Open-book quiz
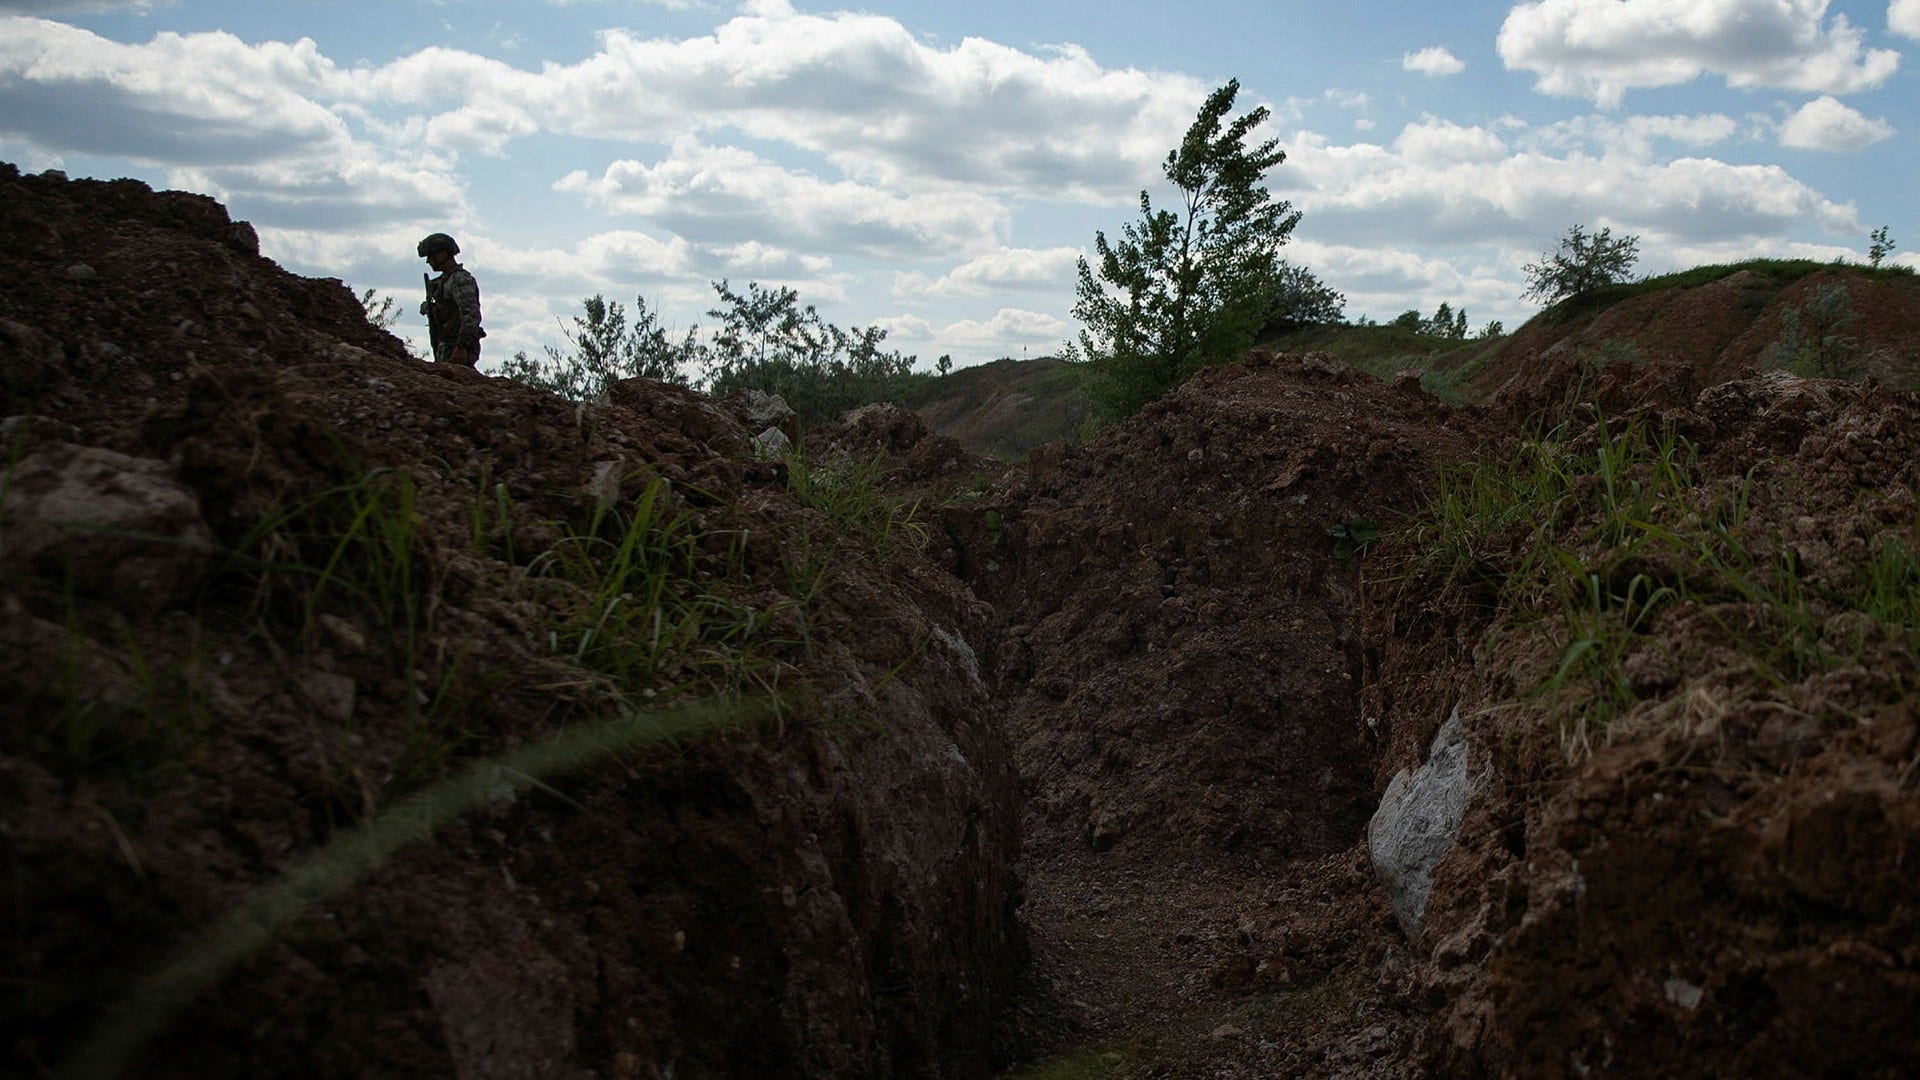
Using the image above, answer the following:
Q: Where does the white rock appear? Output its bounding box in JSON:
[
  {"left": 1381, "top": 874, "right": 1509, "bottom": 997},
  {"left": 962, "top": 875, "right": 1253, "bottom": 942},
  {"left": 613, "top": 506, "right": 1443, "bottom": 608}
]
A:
[{"left": 1368, "top": 707, "right": 1475, "bottom": 939}]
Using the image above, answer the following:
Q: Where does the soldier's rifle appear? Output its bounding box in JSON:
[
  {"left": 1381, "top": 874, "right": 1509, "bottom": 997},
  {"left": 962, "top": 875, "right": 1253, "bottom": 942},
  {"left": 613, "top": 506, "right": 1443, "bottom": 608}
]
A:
[{"left": 423, "top": 272, "right": 441, "bottom": 357}]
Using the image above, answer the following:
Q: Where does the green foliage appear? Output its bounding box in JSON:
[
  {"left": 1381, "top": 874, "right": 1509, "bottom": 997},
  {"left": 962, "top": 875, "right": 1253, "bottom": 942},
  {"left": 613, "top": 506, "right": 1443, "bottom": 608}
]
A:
[
  {"left": 216, "top": 467, "right": 435, "bottom": 657},
  {"left": 1538, "top": 257, "right": 1911, "bottom": 325},
  {"left": 1763, "top": 281, "right": 1861, "bottom": 378},
  {"left": 1392, "top": 302, "right": 1469, "bottom": 339},
  {"left": 1869, "top": 225, "right": 1896, "bottom": 269},
  {"left": 1262, "top": 261, "right": 1345, "bottom": 332},
  {"left": 1258, "top": 322, "right": 1504, "bottom": 405},
  {"left": 498, "top": 293, "right": 696, "bottom": 401},
  {"left": 1328, "top": 518, "right": 1380, "bottom": 560},
  {"left": 982, "top": 508, "right": 1006, "bottom": 548},
  {"left": 1007, "top": 1046, "right": 1138, "bottom": 1080},
  {"left": 1070, "top": 79, "right": 1302, "bottom": 423},
  {"left": 358, "top": 288, "right": 401, "bottom": 331},
  {"left": 702, "top": 280, "right": 926, "bottom": 428},
  {"left": 41, "top": 603, "right": 213, "bottom": 789},
  {"left": 1523, "top": 224, "right": 1641, "bottom": 305},
  {"left": 499, "top": 284, "right": 931, "bottom": 425},
  {"left": 785, "top": 450, "right": 926, "bottom": 561},
  {"left": 1408, "top": 411, "right": 1920, "bottom": 763},
  {"left": 897, "top": 357, "right": 1089, "bottom": 459},
  {"left": 528, "top": 477, "right": 781, "bottom": 698}
]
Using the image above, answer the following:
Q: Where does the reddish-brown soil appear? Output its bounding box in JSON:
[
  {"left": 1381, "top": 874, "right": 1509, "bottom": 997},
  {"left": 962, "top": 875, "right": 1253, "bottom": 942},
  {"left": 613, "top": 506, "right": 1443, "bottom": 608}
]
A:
[
  {"left": 1469, "top": 267, "right": 1920, "bottom": 420},
  {"left": 6, "top": 161, "right": 1920, "bottom": 1079},
  {"left": 1368, "top": 376, "right": 1920, "bottom": 1078},
  {"left": 1, "top": 164, "right": 1022, "bottom": 1079}
]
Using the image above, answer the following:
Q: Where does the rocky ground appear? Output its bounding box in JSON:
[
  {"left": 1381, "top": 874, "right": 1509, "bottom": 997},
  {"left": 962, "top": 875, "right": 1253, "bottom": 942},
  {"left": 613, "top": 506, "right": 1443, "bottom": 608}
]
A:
[{"left": 4, "top": 163, "right": 1918, "bottom": 1078}]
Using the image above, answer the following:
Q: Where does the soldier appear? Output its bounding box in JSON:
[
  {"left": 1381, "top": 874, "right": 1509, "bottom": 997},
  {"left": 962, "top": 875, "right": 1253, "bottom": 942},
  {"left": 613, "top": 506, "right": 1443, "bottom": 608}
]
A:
[{"left": 417, "top": 232, "right": 484, "bottom": 366}]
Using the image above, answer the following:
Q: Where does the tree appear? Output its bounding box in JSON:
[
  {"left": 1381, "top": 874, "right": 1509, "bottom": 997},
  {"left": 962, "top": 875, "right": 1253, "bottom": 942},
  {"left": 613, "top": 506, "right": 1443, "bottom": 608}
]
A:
[
  {"left": 1425, "top": 302, "right": 1469, "bottom": 340},
  {"left": 702, "top": 280, "right": 921, "bottom": 427},
  {"left": 1869, "top": 225, "right": 1896, "bottom": 269},
  {"left": 1070, "top": 78, "right": 1302, "bottom": 421},
  {"left": 498, "top": 293, "right": 696, "bottom": 401},
  {"left": 1388, "top": 303, "right": 1467, "bottom": 338},
  {"left": 1261, "top": 261, "right": 1346, "bottom": 332},
  {"left": 1522, "top": 224, "right": 1640, "bottom": 305},
  {"left": 702, "top": 280, "right": 837, "bottom": 383}
]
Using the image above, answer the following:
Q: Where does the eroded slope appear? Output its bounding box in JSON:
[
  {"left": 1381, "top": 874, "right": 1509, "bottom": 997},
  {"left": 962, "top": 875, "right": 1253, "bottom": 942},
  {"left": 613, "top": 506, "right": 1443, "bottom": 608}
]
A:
[{"left": 0, "top": 163, "right": 1023, "bottom": 1078}]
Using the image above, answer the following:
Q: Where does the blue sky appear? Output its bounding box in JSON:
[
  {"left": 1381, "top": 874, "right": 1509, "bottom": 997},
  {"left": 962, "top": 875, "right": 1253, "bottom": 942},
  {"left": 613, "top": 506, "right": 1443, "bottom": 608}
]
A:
[{"left": 3, "top": 0, "right": 1917, "bottom": 371}]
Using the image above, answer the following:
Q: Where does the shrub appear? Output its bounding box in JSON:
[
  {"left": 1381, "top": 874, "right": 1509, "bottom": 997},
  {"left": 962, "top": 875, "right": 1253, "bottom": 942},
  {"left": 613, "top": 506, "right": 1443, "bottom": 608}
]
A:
[{"left": 1523, "top": 225, "right": 1640, "bottom": 305}]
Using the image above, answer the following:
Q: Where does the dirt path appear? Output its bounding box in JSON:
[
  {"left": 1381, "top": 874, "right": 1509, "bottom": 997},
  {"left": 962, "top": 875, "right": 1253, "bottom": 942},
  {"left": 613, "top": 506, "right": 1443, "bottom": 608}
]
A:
[{"left": 1003, "top": 828, "right": 1419, "bottom": 1079}]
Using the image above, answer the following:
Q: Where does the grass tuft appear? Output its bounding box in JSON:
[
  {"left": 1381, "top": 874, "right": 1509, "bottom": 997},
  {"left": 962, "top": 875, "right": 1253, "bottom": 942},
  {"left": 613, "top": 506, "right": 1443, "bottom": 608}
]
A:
[{"left": 1404, "top": 408, "right": 1919, "bottom": 762}]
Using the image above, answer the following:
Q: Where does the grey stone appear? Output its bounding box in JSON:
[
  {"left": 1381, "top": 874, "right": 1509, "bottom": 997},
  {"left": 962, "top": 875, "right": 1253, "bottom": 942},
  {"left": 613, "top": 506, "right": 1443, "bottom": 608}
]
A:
[
  {"left": 0, "top": 442, "right": 214, "bottom": 609},
  {"left": 752, "top": 426, "right": 792, "bottom": 459},
  {"left": 1368, "top": 707, "right": 1475, "bottom": 939},
  {"left": 737, "top": 389, "right": 796, "bottom": 432}
]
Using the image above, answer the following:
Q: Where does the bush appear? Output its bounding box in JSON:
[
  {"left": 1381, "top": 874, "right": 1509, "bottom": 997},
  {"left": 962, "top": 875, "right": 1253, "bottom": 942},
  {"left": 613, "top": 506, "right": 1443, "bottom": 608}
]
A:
[{"left": 1523, "top": 225, "right": 1640, "bottom": 305}]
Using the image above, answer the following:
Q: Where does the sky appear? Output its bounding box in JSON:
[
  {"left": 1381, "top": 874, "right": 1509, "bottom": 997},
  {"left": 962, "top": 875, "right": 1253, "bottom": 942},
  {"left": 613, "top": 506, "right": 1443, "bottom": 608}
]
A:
[{"left": 3, "top": 0, "right": 1918, "bottom": 372}]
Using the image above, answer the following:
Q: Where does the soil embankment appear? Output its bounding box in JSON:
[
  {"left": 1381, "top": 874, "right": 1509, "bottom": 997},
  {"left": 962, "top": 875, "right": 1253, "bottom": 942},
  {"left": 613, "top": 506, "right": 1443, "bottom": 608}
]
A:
[
  {"left": 1, "top": 163, "right": 1023, "bottom": 1078},
  {"left": 6, "top": 163, "right": 1920, "bottom": 1078}
]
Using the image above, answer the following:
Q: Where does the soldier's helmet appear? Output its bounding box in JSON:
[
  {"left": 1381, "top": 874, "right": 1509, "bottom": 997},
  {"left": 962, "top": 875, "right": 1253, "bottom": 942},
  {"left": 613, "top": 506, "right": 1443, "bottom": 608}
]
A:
[{"left": 417, "top": 233, "right": 460, "bottom": 258}]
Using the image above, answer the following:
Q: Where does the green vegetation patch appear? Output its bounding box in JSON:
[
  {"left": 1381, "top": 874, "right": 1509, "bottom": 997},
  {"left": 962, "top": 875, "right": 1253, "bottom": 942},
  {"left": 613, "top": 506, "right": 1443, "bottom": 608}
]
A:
[
  {"left": 1404, "top": 411, "right": 1920, "bottom": 762},
  {"left": 1539, "top": 257, "right": 1915, "bottom": 324}
]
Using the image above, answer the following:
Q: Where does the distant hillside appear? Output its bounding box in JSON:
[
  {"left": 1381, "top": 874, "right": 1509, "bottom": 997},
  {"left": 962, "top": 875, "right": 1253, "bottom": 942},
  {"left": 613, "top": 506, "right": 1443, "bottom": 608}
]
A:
[
  {"left": 900, "top": 261, "right": 1920, "bottom": 456},
  {"left": 1462, "top": 261, "right": 1920, "bottom": 418},
  {"left": 899, "top": 356, "right": 1087, "bottom": 458},
  {"left": 1265, "top": 260, "right": 1920, "bottom": 418},
  {"left": 1258, "top": 322, "right": 1507, "bottom": 402}
]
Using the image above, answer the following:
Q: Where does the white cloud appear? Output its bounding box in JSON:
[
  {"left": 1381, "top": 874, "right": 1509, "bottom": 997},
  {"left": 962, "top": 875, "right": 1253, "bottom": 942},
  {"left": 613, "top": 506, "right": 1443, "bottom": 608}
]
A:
[
  {"left": 1273, "top": 118, "right": 1861, "bottom": 254},
  {"left": 873, "top": 307, "right": 1068, "bottom": 362},
  {"left": 0, "top": 132, "right": 63, "bottom": 171},
  {"left": 1893, "top": 0, "right": 1920, "bottom": 39},
  {"left": 554, "top": 138, "right": 1009, "bottom": 258},
  {"left": 1392, "top": 116, "right": 1509, "bottom": 165},
  {"left": 167, "top": 156, "right": 461, "bottom": 230},
  {"left": 1498, "top": 0, "right": 1899, "bottom": 107},
  {"left": 707, "top": 241, "right": 834, "bottom": 277},
  {"left": 339, "top": 5, "right": 1212, "bottom": 199},
  {"left": 0, "top": 18, "right": 348, "bottom": 165},
  {"left": 1278, "top": 88, "right": 1371, "bottom": 124},
  {"left": 423, "top": 103, "right": 538, "bottom": 156},
  {"left": 0, "top": 17, "right": 466, "bottom": 230},
  {"left": 5, "top": 3, "right": 1889, "bottom": 365},
  {"left": 1403, "top": 46, "right": 1465, "bottom": 76},
  {"left": 894, "top": 246, "right": 1081, "bottom": 298},
  {"left": 1526, "top": 112, "right": 1741, "bottom": 156},
  {"left": 1777, "top": 95, "right": 1895, "bottom": 151}
]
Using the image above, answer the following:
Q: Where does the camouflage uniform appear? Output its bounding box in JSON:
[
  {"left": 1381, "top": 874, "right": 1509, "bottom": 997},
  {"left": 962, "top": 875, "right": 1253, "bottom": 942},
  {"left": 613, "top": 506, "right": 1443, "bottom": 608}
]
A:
[{"left": 426, "top": 262, "right": 484, "bottom": 366}]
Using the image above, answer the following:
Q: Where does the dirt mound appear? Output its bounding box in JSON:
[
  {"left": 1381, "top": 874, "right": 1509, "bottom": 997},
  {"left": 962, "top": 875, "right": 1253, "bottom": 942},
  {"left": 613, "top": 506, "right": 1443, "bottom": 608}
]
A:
[
  {"left": 1472, "top": 267, "right": 1920, "bottom": 421},
  {"left": 14, "top": 159, "right": 1920, "bottom": 1080},
  {"left": 1364, "top": 373, "right": 1920, "bottom": 1075},
  {"left": 970, "top": 353, "right": 1479, "bottom": 861},
  {"left": 0, "top": 163, "right": 1023, "bottom": 1077}
]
